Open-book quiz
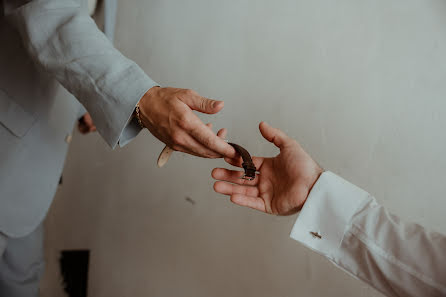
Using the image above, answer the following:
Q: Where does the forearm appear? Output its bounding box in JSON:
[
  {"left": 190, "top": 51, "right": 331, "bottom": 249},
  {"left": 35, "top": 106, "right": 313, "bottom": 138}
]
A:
[
  {"left": 291, "top": 172, "right": 446, "bottom": 297},
  {"left": 6, "top": 0, "right": 157, "bottom": 147}
]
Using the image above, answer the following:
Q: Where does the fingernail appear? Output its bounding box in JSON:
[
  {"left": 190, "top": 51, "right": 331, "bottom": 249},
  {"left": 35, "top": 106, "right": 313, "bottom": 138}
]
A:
[{"left": 212, "top": 101, "right": 223, "bottom": 108}]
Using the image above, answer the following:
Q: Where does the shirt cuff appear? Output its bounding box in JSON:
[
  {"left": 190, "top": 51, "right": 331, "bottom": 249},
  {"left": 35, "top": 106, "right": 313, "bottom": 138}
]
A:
[
  {"left": 118, "top": 116, "right": 142, "bottom": 147},
  {"left": 290, "top": 171, "right": 373, "bottom": 259},
  {"left": 77, "top": 104, "right": 87, "bottom": 120},
  {"left": 116, "top": 83, "right": 160, "bottom": 148}
]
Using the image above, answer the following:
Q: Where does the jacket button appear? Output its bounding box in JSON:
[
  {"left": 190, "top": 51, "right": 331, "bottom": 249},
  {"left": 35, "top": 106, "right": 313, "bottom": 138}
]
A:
[{"left": 65, "top": 134, "right": 72, "bottom": 144}]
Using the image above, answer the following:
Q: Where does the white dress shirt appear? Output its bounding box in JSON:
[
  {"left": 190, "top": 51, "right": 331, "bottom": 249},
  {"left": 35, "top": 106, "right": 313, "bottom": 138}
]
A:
[{"left": 290, "top": 171, "right": 446, "bottom": 297}]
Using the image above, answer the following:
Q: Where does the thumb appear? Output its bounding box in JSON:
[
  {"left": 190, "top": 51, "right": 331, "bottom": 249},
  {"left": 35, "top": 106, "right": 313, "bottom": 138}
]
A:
[
  {"left": 184, "top": 93, "right": 224, "bottom": 114},
  {"left": 259, "top": 121, "right": 291, "bottom": 149}
]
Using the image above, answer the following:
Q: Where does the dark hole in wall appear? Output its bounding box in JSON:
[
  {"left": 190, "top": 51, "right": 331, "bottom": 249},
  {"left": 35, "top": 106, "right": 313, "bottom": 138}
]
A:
[{"left": 59, "top": 250, "right": 90, "bottom": 297}]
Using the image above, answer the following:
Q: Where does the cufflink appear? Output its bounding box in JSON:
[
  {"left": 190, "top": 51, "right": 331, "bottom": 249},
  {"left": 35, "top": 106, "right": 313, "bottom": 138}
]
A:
[{"left": 310, "top": 231, "right": 322, "bottom": 239}]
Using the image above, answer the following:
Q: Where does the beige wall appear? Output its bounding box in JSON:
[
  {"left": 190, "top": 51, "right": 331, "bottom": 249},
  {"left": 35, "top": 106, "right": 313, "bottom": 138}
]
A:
[{"left": 41, "top": 1, "right": 446, "bottom": 296}]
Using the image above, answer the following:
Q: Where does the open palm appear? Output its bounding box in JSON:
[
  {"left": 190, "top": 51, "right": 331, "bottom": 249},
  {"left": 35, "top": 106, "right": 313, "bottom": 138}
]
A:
[{"left": 212, "top": 122, "right": 323, "bottom": 215}]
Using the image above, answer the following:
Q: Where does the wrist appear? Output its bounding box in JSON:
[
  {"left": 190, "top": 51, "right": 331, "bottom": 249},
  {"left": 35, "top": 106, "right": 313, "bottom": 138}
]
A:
[
  {"left": 135, "top": 86, "right": 160, "bottom": 128},
  {"left": 138, "top": 86, "right": 160, "bottom": 111},
  {"left": 302, "top": 166, "right": 324, "bottom": 206}
]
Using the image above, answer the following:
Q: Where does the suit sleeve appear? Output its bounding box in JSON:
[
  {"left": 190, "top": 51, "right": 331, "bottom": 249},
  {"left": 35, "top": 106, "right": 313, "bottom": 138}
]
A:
[
  {"left": 4, "top": 0, "right": 158, "bottom": 148},
  {"left": 290, "top": 171, "right": 446, "bottom": 297}
]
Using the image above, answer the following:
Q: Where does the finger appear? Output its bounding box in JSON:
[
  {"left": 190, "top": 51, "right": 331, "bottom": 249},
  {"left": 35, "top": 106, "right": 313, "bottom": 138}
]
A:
[
  {"left": 173, "top": 133, "right": 221, "bottom": 158},
  {"left": 179, "top": 90, "right": 224, "bottom": 114},
  {"left": 206, "top": 124, "right": 228, "bottom": 140},
  {"left": 87, "top": 125, "right": 97, "bottom": 132},
  {"left": 174, "top": 145, "right": 218, "bottom": 158},
  {"left": 187, "top": 116, "right": 236, "bottom": 158},
  {"left": 212, "top": 168, "right": 259, "bottom": 186},
  {"left": 213, "top": 181, "right": 259, "bottom": 197},
  {"left": 78, "top": 123, "right": 88, "bottom": 134},
  {"left": 216, "top": 128, "right": 227, "bottom": 139},
  {"left": 223, "top": 156, "right": 264, "bottom": 170},
  {"left": 230, "top": 194, "right": 266, "bottom": 213},
  {"left": 83, "top": 113, "right": 95, "bottom": 127},
  {"left": 147, "top": 124, "right": 220, "bottom": 158},
  {"left": 259, "top": 121, "right": 292, "bottom": 149}
]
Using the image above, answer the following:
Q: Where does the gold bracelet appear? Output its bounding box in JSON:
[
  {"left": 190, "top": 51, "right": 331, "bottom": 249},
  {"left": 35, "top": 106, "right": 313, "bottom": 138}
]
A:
[{"left": 135, "top": 102, "right": 145, "bottom": 129}]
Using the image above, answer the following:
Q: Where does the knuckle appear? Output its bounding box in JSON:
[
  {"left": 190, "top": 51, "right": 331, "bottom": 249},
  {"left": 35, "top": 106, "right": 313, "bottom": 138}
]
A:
[
  {"left": 201, "top": 136, "right": 214, "bottom": 148},
  {"left": 171, "top": 132, "right": 184, "bottom": 146},
  {"left": 171, "top": 144, "right": 182, "bottom": 152},
  {"left": 183, "top": 89, "right": 196, "bottom": 96},
  {"left": 200, "top": 98, "right": 211, "bottom": 111},
  {"left": 178, "top": 114, "right": 192, "bottom": 129},
  {"left": 207, "top": 152, "right": 220, "bottom": 159},
  {"left": 276, "top": 200, "right": 289, "bottom": 214}
]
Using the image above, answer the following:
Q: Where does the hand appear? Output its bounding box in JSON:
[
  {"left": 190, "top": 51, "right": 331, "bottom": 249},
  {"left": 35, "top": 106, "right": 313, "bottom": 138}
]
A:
[
  {"left": 212, "top": 122, "right": 323, "bottom": 215},
  {"left": 78, "top": 113, "right": 97, "bottom": 134},
  {"left": 138, "top": 87, "right": 236, "bottom": 159}
]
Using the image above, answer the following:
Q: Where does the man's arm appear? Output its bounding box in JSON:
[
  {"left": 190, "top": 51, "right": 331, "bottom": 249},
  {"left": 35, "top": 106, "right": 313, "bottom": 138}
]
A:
[
  {"left": 212, "top": 121, "right": 446, "bottom": 297},
  {"left": 291, "top": 172, "right": 446, "bottom": 297},
  {"left": 6, "top": 0, "right": 156, "bottom": 148},
  {"left": 5, "top": 0, "right": 236, "bottom": 157}
]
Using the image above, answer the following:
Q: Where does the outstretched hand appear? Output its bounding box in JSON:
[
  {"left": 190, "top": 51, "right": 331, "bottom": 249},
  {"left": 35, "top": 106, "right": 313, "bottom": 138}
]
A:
[
  {"left": 138, "top": 87, "right": 236, "bottom": 159},
  {"left": 212, "top": 122, "right": 323, "bottom": 215}
]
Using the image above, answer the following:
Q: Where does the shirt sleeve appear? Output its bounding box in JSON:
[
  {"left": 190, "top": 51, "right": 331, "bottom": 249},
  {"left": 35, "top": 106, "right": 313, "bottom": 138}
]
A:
[
  {"left": 75, "top": 95, "right": 142, "bottom": 147},
  {"left": 290, "top": 171, "right": 446, "bottom": 297},
  {"left": 77, "top": 104, "right": 87, "bottom": 120},
  {"left": 117, "top": 115, "right": 142, "bottom": 147},
  {"left": 5, "top": 0, "right": 158, "bottom": 149}
]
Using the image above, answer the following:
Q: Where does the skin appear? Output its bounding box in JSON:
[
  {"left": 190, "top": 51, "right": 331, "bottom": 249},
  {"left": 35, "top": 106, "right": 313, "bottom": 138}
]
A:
[
  {"left": 138, "top": 86, "right": 236, "bottom": 159},
  {"left": 80, "top": 106, "right": 320, "bottom": 215},
  {"left": 212, "top": 121, "right": 324, "bottom": 215},
  {"left": 78, "top": 112, "right": 96, "bottom": 134},
  {"left": 79, "top": 86, "right": 236, "bottom": 159}
]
